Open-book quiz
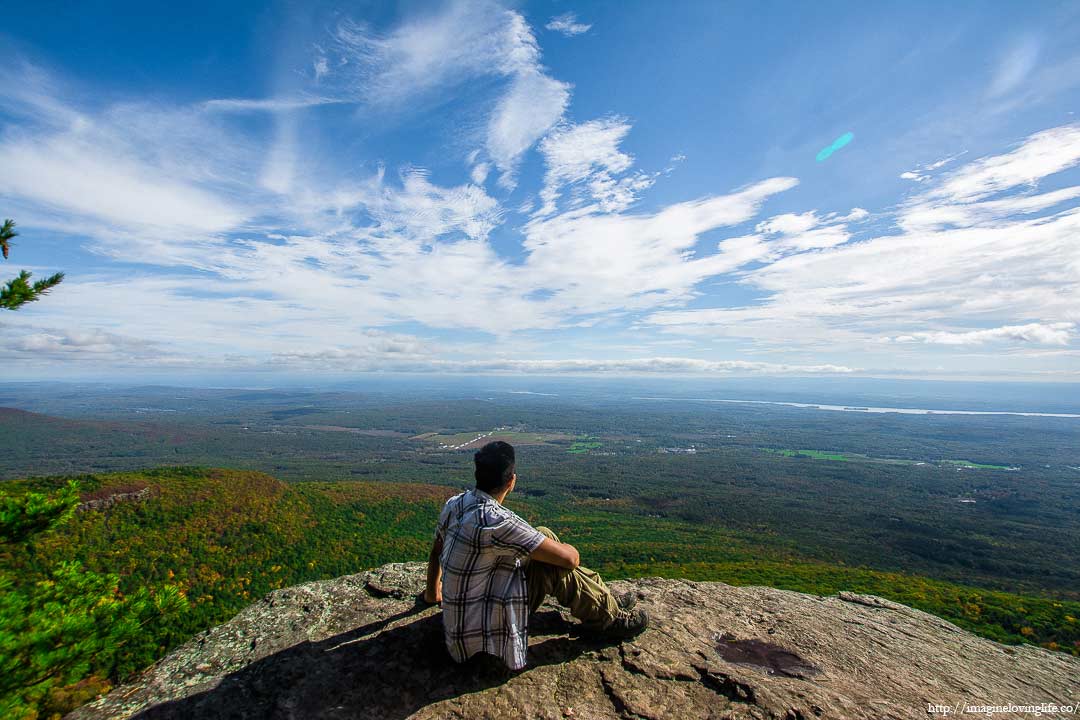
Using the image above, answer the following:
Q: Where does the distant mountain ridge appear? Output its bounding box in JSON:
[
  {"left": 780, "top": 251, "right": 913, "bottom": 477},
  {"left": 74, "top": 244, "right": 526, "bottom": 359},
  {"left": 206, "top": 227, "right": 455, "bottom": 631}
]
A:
[
  {"left": 0, "top": 406, "right": 83, "bottom": 425},
  {"left": 68, "top": 563, "right": 1080, "bottom": 720}
]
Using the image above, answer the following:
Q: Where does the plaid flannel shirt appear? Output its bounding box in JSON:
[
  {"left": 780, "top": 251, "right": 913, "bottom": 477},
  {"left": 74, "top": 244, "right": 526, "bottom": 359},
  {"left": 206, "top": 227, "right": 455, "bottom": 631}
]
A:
[{"left": 436, "top": 488, "right": 545, "bottom": 670}]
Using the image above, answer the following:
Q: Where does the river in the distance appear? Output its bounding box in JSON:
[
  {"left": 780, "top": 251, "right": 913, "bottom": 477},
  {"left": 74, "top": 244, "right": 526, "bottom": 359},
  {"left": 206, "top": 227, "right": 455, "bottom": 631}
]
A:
[{"left": 631, "top": 397, "right": 1080, "bottom": 419}]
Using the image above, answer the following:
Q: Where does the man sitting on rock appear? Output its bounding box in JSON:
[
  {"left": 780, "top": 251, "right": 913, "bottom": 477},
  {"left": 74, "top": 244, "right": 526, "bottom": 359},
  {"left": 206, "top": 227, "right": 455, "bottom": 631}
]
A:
[{"left": 423, "top": 440, "right": 648, "bottom": 671}]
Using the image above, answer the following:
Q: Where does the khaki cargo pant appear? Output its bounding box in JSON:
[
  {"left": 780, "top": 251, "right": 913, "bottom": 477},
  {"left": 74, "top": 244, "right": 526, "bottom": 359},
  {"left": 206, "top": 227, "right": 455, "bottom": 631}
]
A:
[{"left": 524, "top": 526, "right": 620, "bottom": 627}]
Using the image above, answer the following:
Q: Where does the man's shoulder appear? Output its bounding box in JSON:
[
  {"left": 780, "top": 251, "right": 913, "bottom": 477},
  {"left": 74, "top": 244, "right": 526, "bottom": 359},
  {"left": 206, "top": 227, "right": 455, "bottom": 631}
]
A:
[
  {"left": 443, "top": 489, "right": 475, "bottom": 508},
  {"left": 463, "top": 492, "right": 528, "bottom": 525},
  {"left": 443, "top": 490, "right": 536, "bottom": 530},
  {"left": 489, "top": 503, "right": 537, "bottom": 532},
  {"left": 438, "top": 491, "right": 468, "bottom": 525},
  {"left": 442, "top": 490, "right": 490, "bottom": 519}
]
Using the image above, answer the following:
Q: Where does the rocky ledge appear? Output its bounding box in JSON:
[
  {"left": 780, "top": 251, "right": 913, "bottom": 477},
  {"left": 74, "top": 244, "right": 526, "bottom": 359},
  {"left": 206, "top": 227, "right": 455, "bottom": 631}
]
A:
[{"left": 68, "top": 563, "right": 1079, "bottom": 720}]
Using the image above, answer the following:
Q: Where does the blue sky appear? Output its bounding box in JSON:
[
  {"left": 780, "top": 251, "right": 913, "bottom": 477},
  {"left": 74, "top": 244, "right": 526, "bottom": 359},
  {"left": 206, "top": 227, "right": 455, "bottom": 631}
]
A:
[{"left": 2, "top": 0, "right": 1079, "bottom": 381}]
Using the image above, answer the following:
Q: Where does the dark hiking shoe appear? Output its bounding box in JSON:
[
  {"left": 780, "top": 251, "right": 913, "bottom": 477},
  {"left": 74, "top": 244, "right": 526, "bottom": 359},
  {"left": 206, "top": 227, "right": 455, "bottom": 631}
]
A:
[
  {"left": 603, "top": 608, "right": 649, "bottom": 639},
  {"left": 614, "top": 591, "right": 637, "bottom": 611}
]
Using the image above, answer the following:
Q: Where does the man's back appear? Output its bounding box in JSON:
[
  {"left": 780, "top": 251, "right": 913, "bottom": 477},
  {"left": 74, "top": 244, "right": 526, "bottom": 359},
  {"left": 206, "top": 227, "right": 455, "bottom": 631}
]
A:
[{"left": 436, "top": 488, "right": 544, "bottom": 670}]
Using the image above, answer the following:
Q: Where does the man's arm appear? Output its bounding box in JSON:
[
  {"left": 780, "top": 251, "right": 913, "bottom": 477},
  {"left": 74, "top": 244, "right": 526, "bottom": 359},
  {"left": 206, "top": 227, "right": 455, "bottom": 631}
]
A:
[
  {"left": 529, "top": 537, "right": 580, "bottom": 569},
  {"left": 424, "top": 534, "right": 443, "bottom": 604}
]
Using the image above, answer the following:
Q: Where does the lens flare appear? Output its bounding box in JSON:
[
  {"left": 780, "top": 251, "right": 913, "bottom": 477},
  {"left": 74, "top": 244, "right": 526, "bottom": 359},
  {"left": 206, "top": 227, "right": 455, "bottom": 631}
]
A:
[{"left": 816, "top": 131, "right": 854, "bottom": 162}]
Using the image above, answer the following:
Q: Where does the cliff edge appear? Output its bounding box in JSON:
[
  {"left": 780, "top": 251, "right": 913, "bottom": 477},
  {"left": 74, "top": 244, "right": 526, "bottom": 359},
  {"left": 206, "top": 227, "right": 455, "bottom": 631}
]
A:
[{"left": 68, "top": 563, "right": 1079, "bottom": 720}]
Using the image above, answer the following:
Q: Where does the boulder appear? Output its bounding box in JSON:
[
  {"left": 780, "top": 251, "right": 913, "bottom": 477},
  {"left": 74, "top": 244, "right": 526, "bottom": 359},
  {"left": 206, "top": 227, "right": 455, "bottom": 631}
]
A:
[{"left": 68, "top": 563, "right": 1080, "bottom": 719}]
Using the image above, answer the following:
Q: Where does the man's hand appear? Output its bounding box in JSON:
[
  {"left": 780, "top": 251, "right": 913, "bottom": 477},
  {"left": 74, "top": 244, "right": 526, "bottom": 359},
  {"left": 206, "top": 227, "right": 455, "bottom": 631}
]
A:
[{"left": 425, "top": 534, "right": 444, "bottom": 606}]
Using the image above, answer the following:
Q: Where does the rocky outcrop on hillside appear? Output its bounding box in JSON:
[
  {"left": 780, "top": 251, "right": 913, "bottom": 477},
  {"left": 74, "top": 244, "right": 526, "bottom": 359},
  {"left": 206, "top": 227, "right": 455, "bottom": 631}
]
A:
[
  {"left": 77, "top": 485, "right": 156, "bottom": 512},
  {"left": 68, "top": 563, "right": 1079, "bottom": 720}
]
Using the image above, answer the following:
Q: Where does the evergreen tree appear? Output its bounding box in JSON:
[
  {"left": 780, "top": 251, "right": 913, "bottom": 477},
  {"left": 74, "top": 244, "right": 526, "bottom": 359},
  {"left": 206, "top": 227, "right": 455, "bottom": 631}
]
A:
[
  {"left": 0, "top": 481, "right": 187, "bottom": 718},
  {"left": 1, "top": 219, "right": 64, "bottom": 310}
]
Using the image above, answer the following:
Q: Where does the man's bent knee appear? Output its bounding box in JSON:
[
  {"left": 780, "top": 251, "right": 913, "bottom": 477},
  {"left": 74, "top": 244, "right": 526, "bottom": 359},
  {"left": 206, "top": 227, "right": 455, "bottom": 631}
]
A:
[{"left": 535, "top": 526, "right": 559, "bottom": 541}]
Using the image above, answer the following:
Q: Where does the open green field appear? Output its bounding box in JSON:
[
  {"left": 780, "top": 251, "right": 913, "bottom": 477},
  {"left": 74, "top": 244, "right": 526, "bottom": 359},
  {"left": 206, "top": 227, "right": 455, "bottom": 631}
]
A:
[
  {"left": 761, "top": 447, "right": 919, "bottom": 463},
  {"left": 763, "top": 448, "right": 856, "bottom": 461},
  {"left": 568, "top": 437, "right": 602, "bottom": 454},
  {"left": 763, "top": 447, "right": 1016, "bottom": 470},
  {"left": 942, "top": 459, "right": 1018, "bottom": 470},
  {"left": 418, "top": 429, "right": 572, "bottom": 450}
]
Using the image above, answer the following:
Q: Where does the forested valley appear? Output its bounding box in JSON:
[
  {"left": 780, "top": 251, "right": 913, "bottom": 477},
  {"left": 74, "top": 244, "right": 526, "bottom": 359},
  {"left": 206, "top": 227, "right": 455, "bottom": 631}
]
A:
[{"left": 2, "top": 380, "right": 1078, "bottom": 716}]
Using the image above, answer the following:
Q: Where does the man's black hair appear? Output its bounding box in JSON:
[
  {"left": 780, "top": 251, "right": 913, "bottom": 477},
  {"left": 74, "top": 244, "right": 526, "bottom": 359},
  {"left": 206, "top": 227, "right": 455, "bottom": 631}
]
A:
[{"left": 475, "top": 441, "right": 515, "bottom": 493}]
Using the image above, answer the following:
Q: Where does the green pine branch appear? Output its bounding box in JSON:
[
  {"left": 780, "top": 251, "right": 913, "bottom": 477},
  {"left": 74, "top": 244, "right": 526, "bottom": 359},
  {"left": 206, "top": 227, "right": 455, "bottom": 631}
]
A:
[
  {"left": 0, "top": 480, "right": 79, "bottom": 545},
  {"left": 0, "top": 219, "right": 14, "bottom": 260},
  {"left": 1, "top": 218, "right": 64, "bottom": 311},
  {"left": 0, "top": 270, "right": 65, "bottom": 310}
]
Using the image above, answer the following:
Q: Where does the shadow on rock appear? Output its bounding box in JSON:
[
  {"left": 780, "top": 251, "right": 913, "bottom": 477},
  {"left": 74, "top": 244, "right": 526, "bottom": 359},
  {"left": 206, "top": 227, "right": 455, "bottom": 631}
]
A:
[{"left": 134, "top": 604, "right": 610, "bottom": 720}]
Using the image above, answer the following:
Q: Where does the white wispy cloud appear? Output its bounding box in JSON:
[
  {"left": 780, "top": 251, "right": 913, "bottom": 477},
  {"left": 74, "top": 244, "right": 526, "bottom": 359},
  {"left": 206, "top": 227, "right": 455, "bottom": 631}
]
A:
[
  {"left": 885, "top": 323, "right": 1075, "bottom": 346},
  {"left": 202, "top": 96, "right": 342, "bottom": 112},
  {"left": 0, "top": 134, "right": 248, "bottom": 232},
  {"left": 487, "top": 70, "right": 570, "bottom": 188},
  {"left": 753, "top": 210, "right": 856, "bottom": 251},
  {"left": 646, "top": 123, "right": 1080, "bottom": 362},
  {"left": 519, "top": 177, "right": 799, "bottom": 320},
  {"left": 328, "top": 0, "right": 560, "bottom": 97},
  {"left": 536, "top": 117, "right": 653, "bottom": 216},
  {"left": 545, "top": 13, "right": 592, "bottom": 37},
  {"left": 0, "top": 68, "right": 803, "bottom": 351},
  {"left": 928, "top": 123, "right": 1080, "bottom": 203},
  {"left": 346, "top": 166, "right": 504, "bottom": 246},
  {"left": 987, "top": 36, "right": 1040, "bottom": 99},
  {"left": 313, "top": 54, "right": 330, "bottom": 82},
  {"left": 0, "top": 67, "right": 256, "bottom": 236},
  {"left": 7, "top": 327, "right": 159, "bottom": 356},
  {"left": 900, "top": 152, "right": 967, "bottom": 183},
  {"left": 898, "top": 186, "right": 1080, "bottom": 232},
  {"left": 2, "top": 310, "right": 854, "bottom": 377},
  {"left": 470, "top": 162, "right": 491, "bottom": 185},
  {"left": 269, "top": 353, "right": 855, "bottom": 375},
  {"left": 326, "top": 0, "right": 569, "bottom": 187},
  {"left": 755, "top": 212, "right": 817, "bottom": 235},
  {"left": 260, "top": 113, "right": 299, "bottom": 195}
]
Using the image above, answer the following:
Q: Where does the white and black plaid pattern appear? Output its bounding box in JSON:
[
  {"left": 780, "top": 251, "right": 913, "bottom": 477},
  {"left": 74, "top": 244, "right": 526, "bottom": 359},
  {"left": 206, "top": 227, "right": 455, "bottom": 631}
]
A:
[{"left": 436, "top": 489, "right": 545, "bottom": 670}]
